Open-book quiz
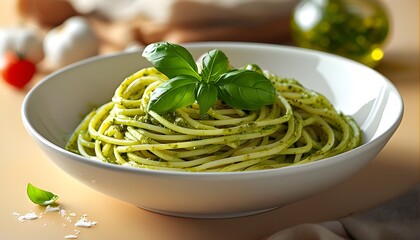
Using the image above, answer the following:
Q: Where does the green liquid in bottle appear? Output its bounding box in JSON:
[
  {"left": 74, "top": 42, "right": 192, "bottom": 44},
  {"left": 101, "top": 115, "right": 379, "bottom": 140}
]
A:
[{"left": 291, "top": 0, "right": 390, "bottom": 67}]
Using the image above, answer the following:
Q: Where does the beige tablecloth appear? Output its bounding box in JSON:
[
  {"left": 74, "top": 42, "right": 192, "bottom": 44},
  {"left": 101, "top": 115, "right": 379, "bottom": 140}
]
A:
[{"left": 266, "top": 183, "right": 420, "bottom": 240}]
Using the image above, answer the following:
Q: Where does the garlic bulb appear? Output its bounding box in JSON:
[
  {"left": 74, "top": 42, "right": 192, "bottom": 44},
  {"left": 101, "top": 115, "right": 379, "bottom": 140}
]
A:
[
  {"left": 0, "top": 27, "right": 44, "bottom": 67},
  {"left": 43, "top": 16, "right": 99, "bottom": 68}
]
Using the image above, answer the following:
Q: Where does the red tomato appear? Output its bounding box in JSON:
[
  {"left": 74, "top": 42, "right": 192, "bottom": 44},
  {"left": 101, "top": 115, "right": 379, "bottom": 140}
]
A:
[{"left": 1, "top": 52, "right": 36, "bottom": 89}]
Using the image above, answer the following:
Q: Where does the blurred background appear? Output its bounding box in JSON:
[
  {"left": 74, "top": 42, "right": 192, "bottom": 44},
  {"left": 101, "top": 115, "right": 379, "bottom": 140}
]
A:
[{"left": 1, "top": 0, "right": 396, "bottom": 77}]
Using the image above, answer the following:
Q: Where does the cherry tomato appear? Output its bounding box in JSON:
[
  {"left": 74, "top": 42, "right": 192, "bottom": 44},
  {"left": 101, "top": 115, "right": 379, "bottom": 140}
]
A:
[{"left": 1, "top": 51, "right": 36, "bottom": 89}]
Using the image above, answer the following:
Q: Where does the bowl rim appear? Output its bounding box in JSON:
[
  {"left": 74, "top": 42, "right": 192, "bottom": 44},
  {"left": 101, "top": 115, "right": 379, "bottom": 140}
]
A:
[{"left": 21, "top": 41, "right": 404, "bottom": 177}]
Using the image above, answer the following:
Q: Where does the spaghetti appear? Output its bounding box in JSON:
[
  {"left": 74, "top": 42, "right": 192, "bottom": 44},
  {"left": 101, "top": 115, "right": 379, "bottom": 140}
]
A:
[{"left": 65, "top": 66, "right": 361, "bottom": 172}]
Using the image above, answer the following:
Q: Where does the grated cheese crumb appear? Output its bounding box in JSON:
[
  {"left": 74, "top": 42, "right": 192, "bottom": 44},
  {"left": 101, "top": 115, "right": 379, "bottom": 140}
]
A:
[
  {"left": 64, "top": 234, "right": 78, "bottom": 239},
  {"left": 75, "top": 215, "right": 97, "bottom": 228},
  {"left": 17, "top": 212, "right": 38, "bottom": 222},
  {"left": 15, "top": 205, "right": 98, "bottom": 239},
  {"left": 46, "top": 205, "right": 61, "bottom": 212},
  {"left": 60, "top": 209, "right": 67, "bottom": 216}
]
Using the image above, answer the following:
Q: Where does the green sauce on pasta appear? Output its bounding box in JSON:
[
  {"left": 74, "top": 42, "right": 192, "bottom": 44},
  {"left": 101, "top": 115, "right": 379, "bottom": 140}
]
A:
[{"left": 65, "top": 66, "right": 361, "bottom": 172}]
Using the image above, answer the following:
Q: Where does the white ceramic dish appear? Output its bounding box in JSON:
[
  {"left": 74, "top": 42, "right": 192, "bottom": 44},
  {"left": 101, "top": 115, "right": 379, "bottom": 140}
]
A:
[{"left": 21, "top": 42, "right": 403, "bottom": 218}]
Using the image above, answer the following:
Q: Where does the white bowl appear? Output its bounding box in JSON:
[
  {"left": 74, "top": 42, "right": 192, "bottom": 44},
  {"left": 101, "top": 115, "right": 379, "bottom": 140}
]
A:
[{"left": 22, "top": 42, "right": 403, "bottom": 218}]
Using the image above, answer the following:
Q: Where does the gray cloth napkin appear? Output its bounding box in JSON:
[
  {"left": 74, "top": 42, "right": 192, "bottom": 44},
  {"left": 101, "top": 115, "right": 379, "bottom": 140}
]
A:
[{"left": 266, "top": 183, "right": 420, "bottom": 240}]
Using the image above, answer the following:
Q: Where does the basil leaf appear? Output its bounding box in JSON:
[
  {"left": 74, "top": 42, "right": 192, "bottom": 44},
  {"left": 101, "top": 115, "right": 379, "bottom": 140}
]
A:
[
  {"left": 195, "top": 83, "right": 219, "bottom": 115},
  {"left": 201, "top": 49, "right": 229, "bottom": 83},
  {"left": 27, "top": 183, "right": 59, "bottom": 206},
  {"left": 142, "top": 42, "right": 200, "bottom": 79},
  {"left": 216, "top": 70, "right": 276, "bottom": 110},
  {"left": 148, "top": 76, "right": 197, "bottom": 115},
  {"left": 142, "top": 42, "right": 278, "bottom": 114}
]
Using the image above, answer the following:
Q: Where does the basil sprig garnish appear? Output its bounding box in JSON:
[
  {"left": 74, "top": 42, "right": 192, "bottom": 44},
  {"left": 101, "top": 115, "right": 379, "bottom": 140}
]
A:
[
  {"left": 27, "top": 183, "right": 59, "bottom": 206},
  {"left": 142, "top": 42, "right": 276, "bottom": 115}
]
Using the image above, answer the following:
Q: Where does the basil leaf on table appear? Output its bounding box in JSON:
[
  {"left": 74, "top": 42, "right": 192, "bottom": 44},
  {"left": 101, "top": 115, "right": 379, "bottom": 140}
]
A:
[
  {"left": 200, "top": 49, "right": 229, "bottom": 83},
  {"left": 148, "top": 75, "right": 197, "bottom": 115},
  {"left": 142, "top": 42, "right": 200, "bottom": 79},
  {"left": 195, "top": 83, "right": 219, "bottom": 115},
  {"left": 27, "top": 183, "right": 59, "bottom": 206},
  {"left": 216, "top": 70, "right": 276, "bottom": 110}
]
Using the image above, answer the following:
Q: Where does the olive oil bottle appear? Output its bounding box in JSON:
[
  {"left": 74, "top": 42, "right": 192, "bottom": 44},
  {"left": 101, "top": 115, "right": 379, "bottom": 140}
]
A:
[{"left": 291, "top": 0, "right": 390, "bottom": 67}]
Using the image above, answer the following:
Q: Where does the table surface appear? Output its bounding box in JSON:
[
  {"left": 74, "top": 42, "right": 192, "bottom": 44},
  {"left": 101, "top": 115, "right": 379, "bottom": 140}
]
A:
[{"left": 0, "top": 0, "right": 418, "bottom": 239}]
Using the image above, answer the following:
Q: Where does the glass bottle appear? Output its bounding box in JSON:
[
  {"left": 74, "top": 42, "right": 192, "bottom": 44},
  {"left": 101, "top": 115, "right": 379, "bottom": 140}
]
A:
[{"left": 291, "top": 0, "right": 390, "bottom": 67}]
